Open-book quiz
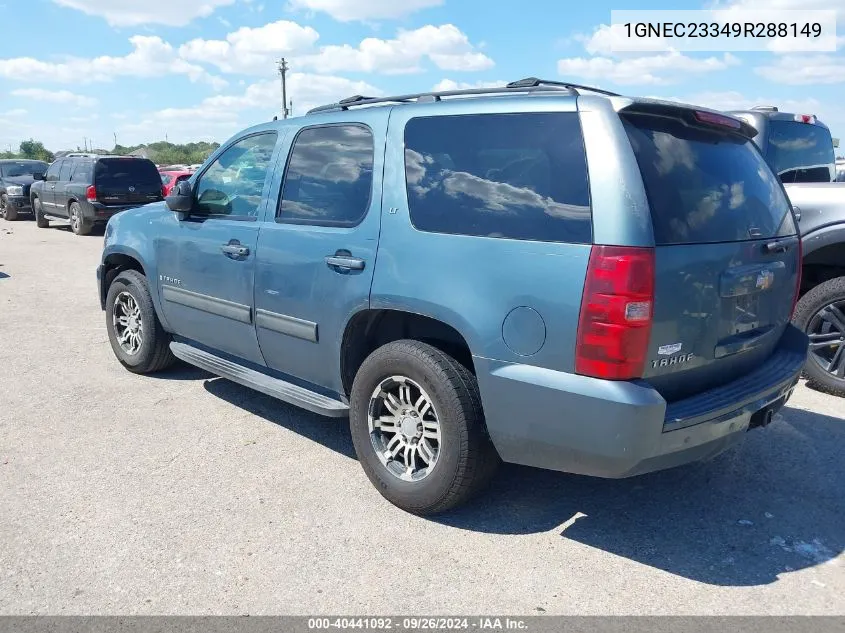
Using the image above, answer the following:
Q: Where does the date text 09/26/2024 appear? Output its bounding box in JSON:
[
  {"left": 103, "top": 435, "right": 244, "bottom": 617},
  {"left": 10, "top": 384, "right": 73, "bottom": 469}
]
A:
[{"left": 307, "top": 618, "right": 528, "bottom": 630}]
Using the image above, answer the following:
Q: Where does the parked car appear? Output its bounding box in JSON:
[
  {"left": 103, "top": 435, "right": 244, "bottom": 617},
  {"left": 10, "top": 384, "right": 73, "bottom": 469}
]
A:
[
  {"left": 0, "top": 159, "right": 48, "bottom": 221},
  {"left": 160, "top": 170, "right": 193, "bottom": 197},
  {"left": 729, "top": 107, "right": 845, "bottom": 395},
  {"left": 31, "top": 155, "right": 164, "bottom": 235},
  {"left": 98, "top": 79, "right": 808, "bottom": 513}
]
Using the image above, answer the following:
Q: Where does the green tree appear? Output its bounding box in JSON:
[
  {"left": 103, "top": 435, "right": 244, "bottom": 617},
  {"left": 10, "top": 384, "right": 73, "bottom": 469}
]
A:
[{"left": 18, "top": 139, "right": 54, "bottom": 163}]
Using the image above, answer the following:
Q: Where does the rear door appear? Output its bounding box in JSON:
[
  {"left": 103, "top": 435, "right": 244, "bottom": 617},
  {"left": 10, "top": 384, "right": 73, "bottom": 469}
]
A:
[
  {"left": 94, "top": 158, "right": 163, "bottom": 207},
  {"left": 621, "top": 109, "right": 800, "bottom": 402}
]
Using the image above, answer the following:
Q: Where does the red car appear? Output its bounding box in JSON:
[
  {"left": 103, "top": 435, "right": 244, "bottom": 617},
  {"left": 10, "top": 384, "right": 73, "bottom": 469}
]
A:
[{"left": 160, "top": 170, "right": 193, "bottom": 197}]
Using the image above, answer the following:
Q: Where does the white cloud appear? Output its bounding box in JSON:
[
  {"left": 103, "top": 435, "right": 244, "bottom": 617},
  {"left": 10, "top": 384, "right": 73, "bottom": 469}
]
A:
[
  {"left": 117, "top": 73, "right": 381, "bottom": 145},
  {"left": 52, "top": 0, "right": 236, "bottom": 26},
  {"left": 755, "top": 55, "right": 845, "bottom": 84},
  {"left": 11, "top": 88, "right": 97, "bottom": 108},
  {"left": 1, "top": 108, "right": 27, "bottom": 117},
  {"left": 432, "top": 79, "right": 504, "bottom": 91},
  {"left": 0, "top": 36, "right": 226, "bottom": 89},
  {"left": 557, "top": 52, "right": 740, "bottom": 85},
  {"left": 288, "top": 0, "right": 442, "bottom": 22},
  {"left": 180, "top": 20, "right": 319, "bottom": 74},
  {"left": 299, "top": 24, "right": 493, "bottom": 75},
  {"left": 577, "top": 24, "right": 671, "bottom": 55}
]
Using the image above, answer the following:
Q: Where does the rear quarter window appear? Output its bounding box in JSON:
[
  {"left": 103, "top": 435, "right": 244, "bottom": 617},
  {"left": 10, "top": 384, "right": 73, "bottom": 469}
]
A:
[
  {"left": 404, "top": 112, "right": 592, "bottom": 243},
  {"left": 623, "top": 115, "right": 795, "bottom": 245},
  {"left": 767, "top": 120, "right": 835, "bottom": 183}
]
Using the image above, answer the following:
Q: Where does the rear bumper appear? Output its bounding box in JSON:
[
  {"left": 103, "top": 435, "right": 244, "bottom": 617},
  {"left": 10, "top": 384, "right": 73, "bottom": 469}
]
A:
[
  {"left": 84, "top": 202, "right": 142, "bottom": 223},
  {"left": 474, "top": 324, "right": 808, "bottom": 478}
]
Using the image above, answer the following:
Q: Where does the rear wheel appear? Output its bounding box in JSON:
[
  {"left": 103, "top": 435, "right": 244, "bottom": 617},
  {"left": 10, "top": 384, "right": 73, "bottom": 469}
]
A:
[
  {"left": 1, "top": 194, "right": 17, "bottom": 221},
  {"left": 794, "top": 277, "right": 845, "bottom": 397},
  {"left": 69, "top": 202, "right": 91, "bottom": 235},
  {"left": 33, "top": 198, "right": 49, "bottom": 228},
  {"left": 105, "top": 270, "right": 176, "bottom": 374},
  {"left": 349, "top": 340, "right": 499, "bottom": 515}
]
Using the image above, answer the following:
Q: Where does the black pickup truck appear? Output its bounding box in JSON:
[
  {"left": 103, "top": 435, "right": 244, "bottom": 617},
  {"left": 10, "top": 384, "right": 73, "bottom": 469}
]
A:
[
  {"left": 0, "top": 159, "right": 48, "bottom": 221},
  {"left": 730, "top": 107, "right": 845, "bottom": 395}
]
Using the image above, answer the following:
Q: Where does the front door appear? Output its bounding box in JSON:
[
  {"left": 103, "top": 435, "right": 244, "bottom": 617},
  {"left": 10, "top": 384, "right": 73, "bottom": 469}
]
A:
[
  {"left": 53, "top": 159, "right": 74, "bottom": 216},
  {"left": 156, "top": 131, "right": 281, "bottom": 365},
  {"left": 254, "top": 113, "right": 388, "bottom": 395}
]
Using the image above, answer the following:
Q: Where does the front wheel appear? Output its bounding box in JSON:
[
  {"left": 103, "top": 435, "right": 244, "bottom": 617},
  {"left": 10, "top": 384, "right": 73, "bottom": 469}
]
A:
[
  {"left": 33, "top": 198, "right": 49, "bottom": 228},
  {"left": 0, "top": 194, "right": 17, "bottom": 221},
  {"left": 349, "top": 340, "right": 499, "bottom": 515},
  {"left": 105, "top": 270, "right": 176, "bottom": 374},
  {"left": 794, "top": 276, "right": 845, "bottom": 397}
]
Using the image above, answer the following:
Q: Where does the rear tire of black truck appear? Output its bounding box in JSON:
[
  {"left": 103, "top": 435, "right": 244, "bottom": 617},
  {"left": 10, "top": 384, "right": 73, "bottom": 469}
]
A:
[
  {"left": 33, "top": 198, "right": 49, "bottom": 228},
  {"left": 69, "top": 201, "right": 92, "bottom": 235},
  {"left": 794, "top": 276, "right": 845, "bottom": 397},
  {"left": 349, "top": 340, "right": 500, "bottom": 515},
  {"left": 105, "top": 270, "right": 176, "bottom": 374},
  {"left": 1, "top": 194, "right": 17, "bottom": 221}
]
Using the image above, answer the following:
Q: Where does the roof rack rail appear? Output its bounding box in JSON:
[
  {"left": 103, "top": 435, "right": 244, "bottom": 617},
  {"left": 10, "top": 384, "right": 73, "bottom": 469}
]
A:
[
  {"left": 307, "top": 77, "right": 620, "bottom": 115},
  {"left": 506, "top": 77, "right": 621, "bottom": 97}
]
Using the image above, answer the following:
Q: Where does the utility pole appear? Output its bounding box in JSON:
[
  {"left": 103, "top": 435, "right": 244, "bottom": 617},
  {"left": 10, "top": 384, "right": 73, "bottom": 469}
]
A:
[
  {"left": 289, "top": 99, "right": 293, "bottom": 118},
  {"left": 113, "top": 132, "right": 117, "bottom": 148},
  {"left": 83, "top": 137, "right": 88, "bottom": 152},
  {"left": 277, "top": 58, "right": 290, "bottom": 119}
]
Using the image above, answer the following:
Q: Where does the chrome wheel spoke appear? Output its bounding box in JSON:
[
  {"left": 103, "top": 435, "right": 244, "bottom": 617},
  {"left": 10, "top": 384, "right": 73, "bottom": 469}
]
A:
[{"left": 368, "top": 375, "right": 441, "bottom": 482}]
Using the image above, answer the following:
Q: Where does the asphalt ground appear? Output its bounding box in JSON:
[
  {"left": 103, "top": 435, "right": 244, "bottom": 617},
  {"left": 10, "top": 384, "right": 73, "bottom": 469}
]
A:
[{"left": 1, "top": 218, "right": 843, "bottom": 615}]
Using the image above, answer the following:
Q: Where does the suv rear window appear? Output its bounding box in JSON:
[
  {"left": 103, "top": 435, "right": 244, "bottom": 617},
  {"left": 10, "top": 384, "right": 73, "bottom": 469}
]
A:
[
  {"left": 623, "top": 115, "right": 795, "bottom": 245},
  {"left": 767, "top": 120, "right": 835, "bottom": 183},
  {"left": 95, "top": 158, "right": 162, "bottom": 187},
  {"left": 404, "top": 113, "right": 591, "bottom": 243}
]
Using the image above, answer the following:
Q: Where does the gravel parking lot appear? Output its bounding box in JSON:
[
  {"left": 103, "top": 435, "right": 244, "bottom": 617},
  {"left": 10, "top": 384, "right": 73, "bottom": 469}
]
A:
[{"left": 1, "top": 218, "right": 843, "bottom": 615}]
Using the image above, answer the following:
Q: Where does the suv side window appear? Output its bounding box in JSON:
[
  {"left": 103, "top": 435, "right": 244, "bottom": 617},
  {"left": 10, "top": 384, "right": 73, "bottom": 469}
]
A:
[
  {"left": 45, "top": 161, "right": 62, "bottom": 182},
  {"left": 71, "top": 161, "right": 92, "bottom": 183},
  {"left": 58, "top": 160, "right": 73, "bottom": 182},
  {"left": 194, "top": 132, "right": 278, "bottom": 219},
  {"left": 404, "top": 113, "right": 592, "bottom": 243},
  {"left": 277, "top": 124, "right": 374, "bottom": 227}
]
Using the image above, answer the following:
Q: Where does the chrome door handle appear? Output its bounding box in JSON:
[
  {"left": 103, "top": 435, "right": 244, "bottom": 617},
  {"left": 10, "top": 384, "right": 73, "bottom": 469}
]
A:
[
  {"left": 221, "top": 244, "right": 250, "bottom": 257},
  {"left": 325, "top": 255, "right": 365, "bottom": 271}
]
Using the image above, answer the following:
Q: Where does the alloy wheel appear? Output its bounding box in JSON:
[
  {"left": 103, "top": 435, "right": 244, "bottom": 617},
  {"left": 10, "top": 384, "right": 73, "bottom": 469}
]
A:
[
  {"left": 808, "top": 299, "right": 845, "bottom": 380},
  {"left": 367, "top": 375, "right": 442, "bottom": 482},
  {"left": 112, "top": 291, "right": 144, "bottom": 355}
]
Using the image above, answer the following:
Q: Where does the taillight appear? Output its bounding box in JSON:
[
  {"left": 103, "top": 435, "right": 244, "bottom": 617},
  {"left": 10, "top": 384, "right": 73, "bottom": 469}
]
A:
[
  {"left": 575, "top": 246, "right": 655, "bottom": 380},
  {"left": 694, "top": 110, "right": 742, "bottom": 130},
  {"left": 86, "top": 185, "right": 96, "bottom": 202},
  {"left": 792, "top": 238, "right": 803, "bottom": 316},
  {"left": 162, "top": 185, "right": 167, "bottom": 197},
  {"left": 795, "top": 114, "right": 816, "bottom": 124}
]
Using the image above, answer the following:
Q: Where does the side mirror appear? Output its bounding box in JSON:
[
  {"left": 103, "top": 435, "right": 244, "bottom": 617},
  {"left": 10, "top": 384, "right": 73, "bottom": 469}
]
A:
[
  {"left": 166, "top": 179, "right": 194, "bottom": 214},
  {"left": 35, "top": 173, "right": 46, "bottom": 181}
]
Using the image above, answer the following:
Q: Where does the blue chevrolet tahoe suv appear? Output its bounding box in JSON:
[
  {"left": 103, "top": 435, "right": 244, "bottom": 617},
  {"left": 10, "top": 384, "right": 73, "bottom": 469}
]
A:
[{"left": 97, "top": 79, "right": 809, "bottom": 514}]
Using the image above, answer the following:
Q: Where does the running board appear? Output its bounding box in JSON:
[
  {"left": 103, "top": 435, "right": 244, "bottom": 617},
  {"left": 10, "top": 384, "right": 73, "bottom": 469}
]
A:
[{"left": 170, "top": 342, "right": 349, "bottom": 418}]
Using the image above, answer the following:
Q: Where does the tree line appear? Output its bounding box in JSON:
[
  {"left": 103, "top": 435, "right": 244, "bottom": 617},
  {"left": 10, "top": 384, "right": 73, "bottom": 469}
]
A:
[{"left": 0, "top": 139, "right": 220, "bottom": 165}]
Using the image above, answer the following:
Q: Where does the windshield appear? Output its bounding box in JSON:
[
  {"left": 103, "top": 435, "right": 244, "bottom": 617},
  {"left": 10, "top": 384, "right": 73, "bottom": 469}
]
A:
[
  {"left": 623, "top": 115, "right": 795, "bottom": 245},
  {"left": 1, "top": 161, "right": 48, "bottom": 178},
  {"left": 767, "top": 120, "right": 835, "bottom": 183}
]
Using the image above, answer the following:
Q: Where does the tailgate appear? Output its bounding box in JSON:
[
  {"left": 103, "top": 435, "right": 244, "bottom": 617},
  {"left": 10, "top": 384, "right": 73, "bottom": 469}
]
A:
[
  {"left": 622, "top": 108, "right": 800, "bottom": 402},
  {"left": 95, "top": 158, "right": 163, "bottom": 206}
]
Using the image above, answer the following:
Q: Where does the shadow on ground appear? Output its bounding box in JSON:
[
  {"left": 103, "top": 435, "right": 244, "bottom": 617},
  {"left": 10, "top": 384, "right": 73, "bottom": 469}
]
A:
[{"left": 201, "top": 373, "right": 844, "bottom": 588}]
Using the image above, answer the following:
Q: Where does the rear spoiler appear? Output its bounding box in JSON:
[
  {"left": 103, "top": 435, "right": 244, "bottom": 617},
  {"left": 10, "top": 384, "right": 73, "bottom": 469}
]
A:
[{"left": 611, "top": 97, "right": 758, "bottom": 139}]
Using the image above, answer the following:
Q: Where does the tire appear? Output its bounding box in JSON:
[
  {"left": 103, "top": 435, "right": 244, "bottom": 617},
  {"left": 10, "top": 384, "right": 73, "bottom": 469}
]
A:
[
  {"left": 349, "top": 340, "right": 499, "bottom": 515},
  {"left": 69, "top": 201, "right": 92, "bottom": 235},
  {"left": 793, "top": 276, "right": 845, "bottom": 397},
  {"left": 1, "top": 194, "right": 17, "bottom": 221},
  {"left": 33, "top": 198, "right": 49, "bottom": 228},
  {"left": 105, "top": 269, "right": 176, "bottom": 374}
]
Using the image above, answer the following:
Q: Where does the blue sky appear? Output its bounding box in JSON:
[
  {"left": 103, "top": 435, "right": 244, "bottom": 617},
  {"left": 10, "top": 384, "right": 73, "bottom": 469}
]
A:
[{"left": 0, "top": 0, "right": 842, "bottom": 153}]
